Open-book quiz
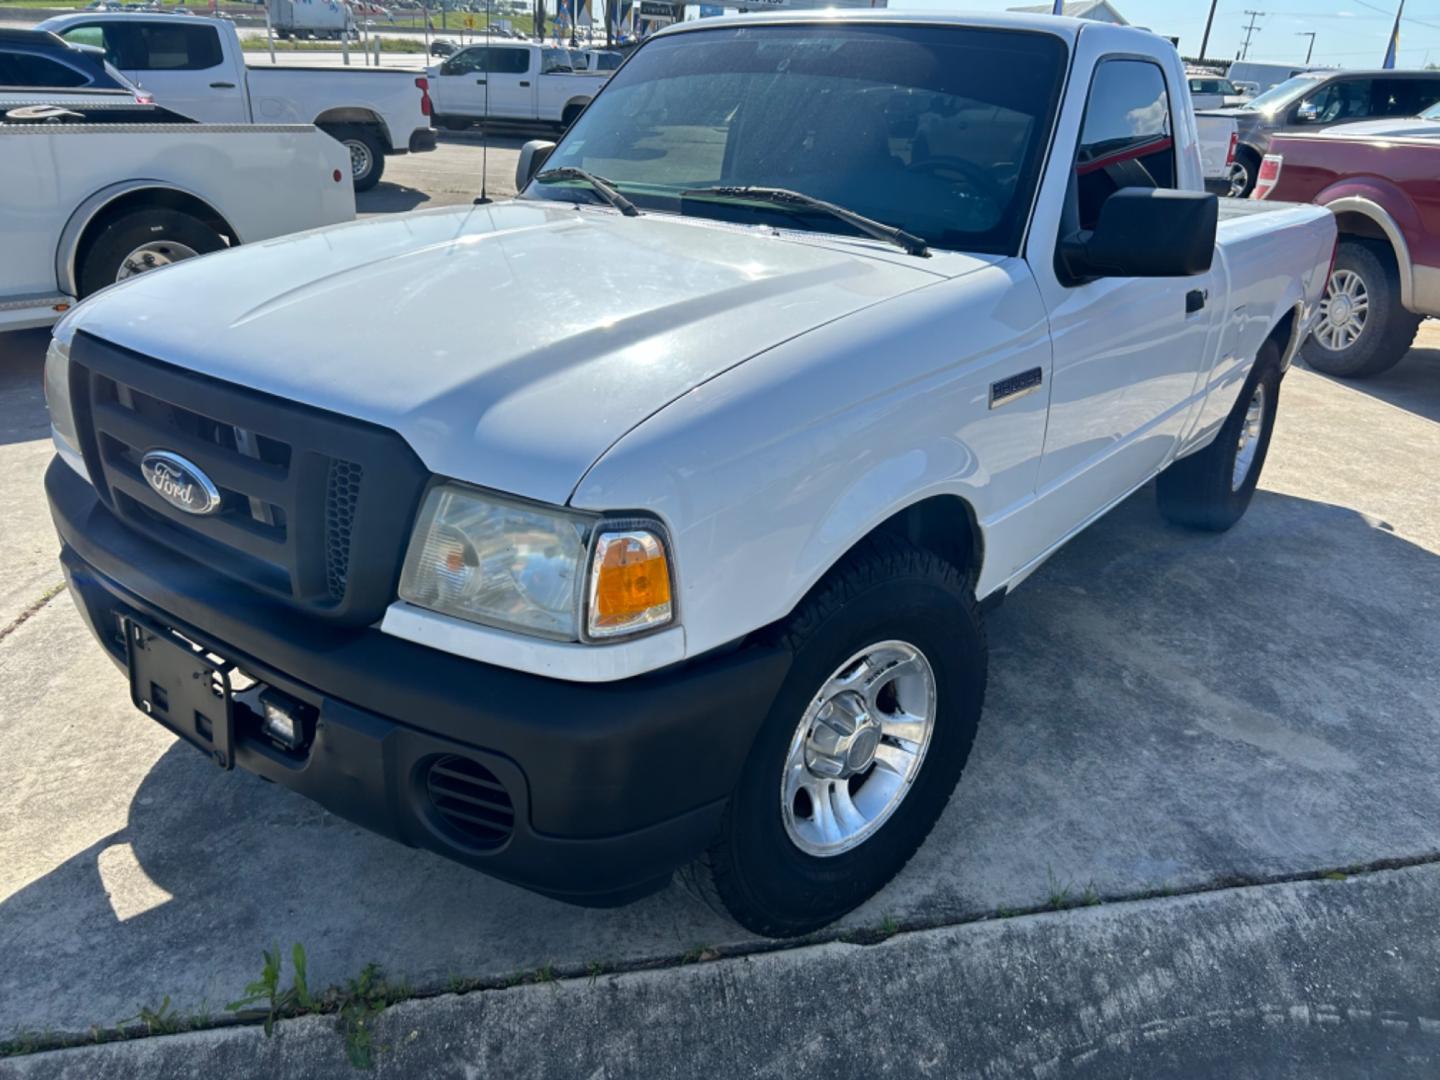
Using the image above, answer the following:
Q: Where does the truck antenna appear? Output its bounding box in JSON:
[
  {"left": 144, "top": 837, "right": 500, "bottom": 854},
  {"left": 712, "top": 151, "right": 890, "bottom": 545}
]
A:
[{"left": 474, "top": 0, "right": 494, "bottom": 204}]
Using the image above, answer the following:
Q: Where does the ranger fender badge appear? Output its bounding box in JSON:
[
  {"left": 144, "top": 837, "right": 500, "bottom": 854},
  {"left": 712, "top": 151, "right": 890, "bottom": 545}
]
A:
[
  {"left": 140, "top": 450, "right": 223, "bottom": 516},
  {"left": 989, "top": 367, "right": 1044, "bottom": 409}
]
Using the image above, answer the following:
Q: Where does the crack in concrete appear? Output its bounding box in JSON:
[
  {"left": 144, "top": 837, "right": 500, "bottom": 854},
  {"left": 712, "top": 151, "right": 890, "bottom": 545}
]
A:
[
  {"left": 5, "top": 850, "right": 1440, "bottom": 1057},
  {"left": 0, "top": 582, "right": 65, "bottom": 646}
]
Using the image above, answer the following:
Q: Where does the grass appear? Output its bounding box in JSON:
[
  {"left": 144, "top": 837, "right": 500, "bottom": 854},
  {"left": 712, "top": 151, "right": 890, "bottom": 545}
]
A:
[{"left": 240, "top": 36, "right": 429, "bottom": 54}]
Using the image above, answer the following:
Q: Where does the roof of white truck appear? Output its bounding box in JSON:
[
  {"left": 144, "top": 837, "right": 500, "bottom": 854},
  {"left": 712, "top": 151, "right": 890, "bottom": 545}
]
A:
[
  {"left": 38, "top": 11, "right": 231, "bottom": 29},
  {"left": 654, "top": 9, "right": 1140, "bottom": 43}
]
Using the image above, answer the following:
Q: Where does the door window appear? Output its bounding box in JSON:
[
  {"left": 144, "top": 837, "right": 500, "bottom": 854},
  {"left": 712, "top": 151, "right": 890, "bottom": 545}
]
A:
[
  {"left": 1373, "top": 78, "right": 1440, "bottom": 116},
  {"left": 75, "top": 23, "right": 223, "bottom": 71},
  {"left": 1074, "top": 58, "right": 1174, "bottom": 230},
  {"left": 0, "top": 52, "right": 90, "bottom": 87},
  {"left": 442, "top": 46, "right": 529, "bottom": 75},
  {"left": 1301, "top": 79, "right": 1374, "bottom": 123},
  {"left": 541, "top": 47, "right": 573, "bottom": 73}
]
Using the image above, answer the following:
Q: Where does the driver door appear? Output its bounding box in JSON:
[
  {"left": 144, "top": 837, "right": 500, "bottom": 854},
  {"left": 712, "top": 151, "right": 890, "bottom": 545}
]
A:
[{"left": 1026, "top": 57, "right": 1219, "bottom": 541}]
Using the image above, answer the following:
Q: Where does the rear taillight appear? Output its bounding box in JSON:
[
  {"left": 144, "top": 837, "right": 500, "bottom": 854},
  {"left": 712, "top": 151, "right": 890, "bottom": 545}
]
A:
[
  {"left": 1226, "top": 130, "right": 1238, "bottom": 167},
  {"left": 1253, "top": 154, "right": 1282, "bottom": 200},
  {"left": 415, "top": 76, "right": 432, "bottom": 118},
  {"left": 136, "top": 91, "right": 154, "bottom": 105}
]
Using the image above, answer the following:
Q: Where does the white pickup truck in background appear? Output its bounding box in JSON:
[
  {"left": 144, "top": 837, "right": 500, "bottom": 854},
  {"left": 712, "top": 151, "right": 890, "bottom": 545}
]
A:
[
  {"left": 44, "top": 13, "right": 1335, "bottom": 939},
  {"left": 3, "top": 95, "right": 353, "bottom": 331},
  {"left": 36, "top": 12, "right": 436, "bottom": 189},
  {"left": 426, "top": 41, "right": 609, "bottom": 129}
]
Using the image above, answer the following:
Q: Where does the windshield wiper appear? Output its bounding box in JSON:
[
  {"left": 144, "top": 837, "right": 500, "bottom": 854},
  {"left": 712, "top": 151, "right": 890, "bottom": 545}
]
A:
[
  {"left": 681, "top": 186, "right": 929, "bottom": 258},
  {"left": 534, "top": 167, "right": 639, "bottom": 217}
]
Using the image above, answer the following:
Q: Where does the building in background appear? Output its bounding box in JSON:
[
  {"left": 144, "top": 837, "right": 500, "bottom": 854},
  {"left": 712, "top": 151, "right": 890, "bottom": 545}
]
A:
[{"left": 1010, "top": 1, "right": 1127, "bottom": 24}]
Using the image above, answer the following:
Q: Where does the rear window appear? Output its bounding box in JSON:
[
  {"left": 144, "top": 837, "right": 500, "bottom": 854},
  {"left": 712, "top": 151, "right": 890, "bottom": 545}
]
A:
[{"left": 0, "top": 51, "right": 91, "bottom": 87}]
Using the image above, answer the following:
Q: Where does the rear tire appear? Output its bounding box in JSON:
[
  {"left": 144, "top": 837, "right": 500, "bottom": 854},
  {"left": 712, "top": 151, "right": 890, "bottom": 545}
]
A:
[
  {"left": 77, "top": 208, "right": 224, "bottom": 298},
  {"left": 1301, "top": 239, "right": 1420, "bottom": 379},
  {"left": 326, "top": 125, "right": 386, "bottom": 192},
  {"left": 1157, "top": 341, "right": 1281, "bottom": 532},
  {"left": 1229, "top": 145, "right": 1261, "bottom": 198},
  {"left": 684, "top": 536, "right": 986, "bottom": 938}
]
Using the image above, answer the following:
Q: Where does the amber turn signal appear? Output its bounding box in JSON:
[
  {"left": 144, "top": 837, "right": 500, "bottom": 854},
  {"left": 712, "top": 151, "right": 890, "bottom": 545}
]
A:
[{"left": 587, "top": 529, "right": 673, "bottom": 639}]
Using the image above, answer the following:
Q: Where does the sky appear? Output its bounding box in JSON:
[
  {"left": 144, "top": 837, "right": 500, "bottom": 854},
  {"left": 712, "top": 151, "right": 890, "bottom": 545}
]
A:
[{"left": 884, "top": 0, "right": 1440, "bottom": 69}]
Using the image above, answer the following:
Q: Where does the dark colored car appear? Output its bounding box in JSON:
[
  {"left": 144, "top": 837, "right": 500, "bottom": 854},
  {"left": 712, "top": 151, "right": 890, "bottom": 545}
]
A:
[
  {"left": 429, "top": 38, "right": 457, "bottom": 57},
  {"left": 0, "top": 27, "right": 134, "bottom": 90},
  {"left": 1221, "top": 69, "right": 1440, "bottom": 197}
]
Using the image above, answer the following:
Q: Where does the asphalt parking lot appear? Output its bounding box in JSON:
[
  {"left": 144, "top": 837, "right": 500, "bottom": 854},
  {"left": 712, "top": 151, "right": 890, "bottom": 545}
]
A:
[{"left": 3, "top": 141, "right": 1440, "bottom": 1076}]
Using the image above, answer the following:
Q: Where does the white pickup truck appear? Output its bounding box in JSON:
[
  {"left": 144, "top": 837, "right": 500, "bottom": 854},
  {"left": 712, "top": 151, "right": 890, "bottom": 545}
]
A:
[
  {"left": 44, "top": 13, "right": 1334, "bottom": 937},
  {"left": 3, "top": 95, "right": 353, "bottom": 332},
  {"left": 35, "top": 12, "right": 436, "bottom": 189},
  {"left": 425, "top": 41, "right": 609, "bottom": 128}
]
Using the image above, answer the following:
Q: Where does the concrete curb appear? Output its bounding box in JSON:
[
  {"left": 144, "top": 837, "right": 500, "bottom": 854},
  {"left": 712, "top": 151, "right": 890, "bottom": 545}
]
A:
[{"left": 7, "top": 863, "right": 1440, "bottom": 1079}]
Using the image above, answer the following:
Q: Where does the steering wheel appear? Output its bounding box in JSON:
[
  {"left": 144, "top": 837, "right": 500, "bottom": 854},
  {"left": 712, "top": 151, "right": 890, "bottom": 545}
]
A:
[{"left": 905, "top": 155, "right": 1007, "bottom": 208}]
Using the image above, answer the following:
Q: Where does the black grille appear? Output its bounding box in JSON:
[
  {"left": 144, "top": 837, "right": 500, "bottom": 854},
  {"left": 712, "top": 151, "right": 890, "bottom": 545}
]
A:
[
  {"left": 324, "top": 459, "right": 363, "bottom": 602},
  {"left": 425, "top": 755, "right": 515, "bottom": 850},
  {"left": 69, "top": 332, "right": 428, "bottom": 625}
]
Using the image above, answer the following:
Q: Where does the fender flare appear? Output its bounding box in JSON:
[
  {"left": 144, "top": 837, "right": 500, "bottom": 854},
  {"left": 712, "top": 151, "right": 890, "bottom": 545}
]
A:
[
  {"left": 1317, "top": 194, "right": 1415, "bottom": 311},
  {"left": 55, "top": 180, "right": 236, "bottom": 298}
]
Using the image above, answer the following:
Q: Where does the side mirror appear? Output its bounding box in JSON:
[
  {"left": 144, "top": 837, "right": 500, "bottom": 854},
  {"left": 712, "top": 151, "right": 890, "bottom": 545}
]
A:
[
  {"left": 1296, "top": 99, "right": 1320, "bottom": 123},
  {"left": 1060, "top": 188, "right": 1217, "bottom": 281},
  {"left": 515, "top": 139, "right": 556, "bottom": 189}
]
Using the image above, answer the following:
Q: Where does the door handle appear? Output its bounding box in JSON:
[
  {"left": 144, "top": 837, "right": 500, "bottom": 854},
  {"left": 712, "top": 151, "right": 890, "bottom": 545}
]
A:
[
  {"left": 209, "top": 81, "right": 236, "bottom": 89},
  {"left": 475, "top": 78, "right": 486, "bottom": 84},
  {"left": 519, "top": 80, "right": 530, "bottom": 87},
  {"left": 1186, "top": 288, "right": 1207, "bottom": 314}
]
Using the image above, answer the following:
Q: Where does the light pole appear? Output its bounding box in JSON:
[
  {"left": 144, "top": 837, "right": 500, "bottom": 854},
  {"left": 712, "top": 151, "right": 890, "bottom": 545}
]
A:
[{"left": 1296, "top": 31, "right": 1315, "bottom": 64}]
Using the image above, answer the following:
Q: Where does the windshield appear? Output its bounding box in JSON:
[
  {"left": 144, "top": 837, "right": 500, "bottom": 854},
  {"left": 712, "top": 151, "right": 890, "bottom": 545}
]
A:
[
  {"left": 1244, "top": 74, "right": 1324, "bottom": 112},
  {"left": 524, "top": 24, "right": 1068, "bottom": 256}
]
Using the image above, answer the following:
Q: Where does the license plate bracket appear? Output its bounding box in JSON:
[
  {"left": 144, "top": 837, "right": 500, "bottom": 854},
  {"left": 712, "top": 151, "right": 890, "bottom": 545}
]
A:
[{"left": 124, "top": 616, "right": 236, "bottom": 769}]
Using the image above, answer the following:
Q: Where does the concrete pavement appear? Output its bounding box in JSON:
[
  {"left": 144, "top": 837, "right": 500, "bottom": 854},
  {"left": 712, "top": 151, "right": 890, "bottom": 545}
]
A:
[
  {"left": 2, "top": 151, "right": 1439, "bottom": 1071},
  {"left": 7, "top": 863, "right": 1440, "bottom": 1078}
]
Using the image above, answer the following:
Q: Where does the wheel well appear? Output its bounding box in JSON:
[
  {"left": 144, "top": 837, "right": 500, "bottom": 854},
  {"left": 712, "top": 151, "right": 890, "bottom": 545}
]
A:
[
  {"left": 1331, "top": 214, "right": 1402, "bottom": 279},
  {"left": 870, "top": 495, "right": 984, "bottom": 588},
  {"left": 315, "top": 110, "right": 390, "bottom": 150},
  {"left": 74, "top": 188, "right": 236, "bottom": 285}
]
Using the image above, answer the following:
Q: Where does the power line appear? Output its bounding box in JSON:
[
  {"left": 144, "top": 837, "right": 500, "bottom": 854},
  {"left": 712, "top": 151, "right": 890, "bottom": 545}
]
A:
[{"left": 1240, "top": 9, "right": 1266, "bottom": 60}]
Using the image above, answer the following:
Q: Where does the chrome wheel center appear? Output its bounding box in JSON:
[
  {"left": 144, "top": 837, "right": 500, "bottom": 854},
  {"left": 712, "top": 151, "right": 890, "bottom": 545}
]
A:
[
  {"left": 348, "top": 140, "right": 372, "bottom": 177},
  {"left": 1232, "top": 382, "right": 1266, "bottom": 491},
  {"left": 781, "top": 640, "right": 938, "bottom": 857},
  {"left": 116, "top": 241, "right": 199, "bottom": 282},
  {"left": 1315, "top": 268, "right": 1369, "bottom": 352}
]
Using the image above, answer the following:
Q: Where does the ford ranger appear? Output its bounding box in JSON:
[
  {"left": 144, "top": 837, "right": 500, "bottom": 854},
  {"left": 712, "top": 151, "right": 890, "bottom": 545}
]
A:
[{"left": 44, "top": 13, "right": 1336, "bottom": 937}]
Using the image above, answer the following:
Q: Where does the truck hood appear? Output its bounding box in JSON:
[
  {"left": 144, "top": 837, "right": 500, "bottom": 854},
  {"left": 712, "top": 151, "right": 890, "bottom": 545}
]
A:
[{"left": 63, "top": 201, "right": 963, "bottom": 505}]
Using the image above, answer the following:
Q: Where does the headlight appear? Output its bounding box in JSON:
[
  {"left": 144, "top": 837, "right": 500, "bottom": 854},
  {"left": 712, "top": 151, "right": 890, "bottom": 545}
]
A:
[
  {"left": 44, "top": 336, "right": 88, "bottom": 482},
  {"left": 398, "top": 484, "right": 675, "bottom": 642}
]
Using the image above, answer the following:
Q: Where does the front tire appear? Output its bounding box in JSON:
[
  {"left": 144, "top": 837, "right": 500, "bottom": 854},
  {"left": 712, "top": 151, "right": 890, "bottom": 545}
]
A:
[
  {"left": 686, "top": 536, "right": 986, "bottom": 938},
  {"left": 1302, "top": 239, "right": 1420, "bottom": 379},
  {"left": 1157, "top": 341, "right": 1281, "bottom": 532}
]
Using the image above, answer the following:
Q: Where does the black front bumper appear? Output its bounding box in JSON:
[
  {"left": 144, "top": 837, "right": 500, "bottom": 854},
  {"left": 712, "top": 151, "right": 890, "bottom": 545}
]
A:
[{"left": 48, "top": 458, "right": 790, "bottom": 905}]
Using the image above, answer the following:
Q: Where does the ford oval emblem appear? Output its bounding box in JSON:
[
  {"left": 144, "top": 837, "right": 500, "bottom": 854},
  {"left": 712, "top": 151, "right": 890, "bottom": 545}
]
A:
[{"left": 140, "top": 450, "right": 222, "bottom": 516}]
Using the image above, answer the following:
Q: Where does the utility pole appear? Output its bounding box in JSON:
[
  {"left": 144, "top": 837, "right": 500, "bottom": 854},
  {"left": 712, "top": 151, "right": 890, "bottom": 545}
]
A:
[
  {"left": 1199, "top": 0, "right": 1219, "bottom": 63},
  {"left": 1296, "top": 31, "right": 1316, "bottom": 64},
  {"left": 1240, "top": 10, "right": 1265, "bottom": 61}
]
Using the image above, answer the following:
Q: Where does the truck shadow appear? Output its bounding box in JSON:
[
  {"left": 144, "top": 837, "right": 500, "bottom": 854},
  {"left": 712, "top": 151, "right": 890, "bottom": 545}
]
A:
[
  {"left": 1296, "top": 343, "right": 1440, "bottom": 424},
  {"left": 3, "top": 485, "right": 1440, "bottom": 1036},
  {"left": 0, "top": 330, "right": 50, "bottom": 447}
]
